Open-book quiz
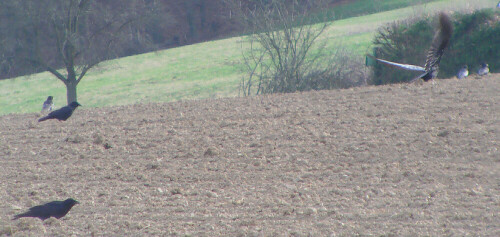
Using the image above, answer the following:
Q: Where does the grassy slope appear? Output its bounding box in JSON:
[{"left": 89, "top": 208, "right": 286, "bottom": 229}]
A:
[
  {"left": 0, "top": 0, "right": 497, "bottom": 115},
  {"left": 318, "top": 0, "right": 437, "bottom": 21}
]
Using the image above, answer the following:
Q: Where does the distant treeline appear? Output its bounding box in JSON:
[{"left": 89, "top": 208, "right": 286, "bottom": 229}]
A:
[
  {"left": 0, "top": 0, "right": 233, "bottom": 79},
  {"left": 0, "top": 0, "right": 354, "bottom": 79}
]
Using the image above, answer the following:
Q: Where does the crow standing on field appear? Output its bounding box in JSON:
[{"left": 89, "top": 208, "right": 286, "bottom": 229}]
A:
[
  {"left": 12, "top": 198, "right": 79, "bottom": 221},
  {"left": 41, "top": 96, "right": 54, "bottom": 112},
  {"left": 367, "top": 12, "right": 453, "bottom": 82},
  {"left": 38, "top": 101, "right": 81, "bottom": 122}
]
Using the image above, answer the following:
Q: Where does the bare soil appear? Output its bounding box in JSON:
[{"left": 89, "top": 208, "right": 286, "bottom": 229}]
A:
[{"left": 1, "top": 76, "right": 499, "bottom": 236}]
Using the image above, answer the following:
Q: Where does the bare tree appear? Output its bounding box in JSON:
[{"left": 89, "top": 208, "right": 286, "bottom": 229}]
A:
[
  {"left": 2, "top": 0, "right": 159, "bottom": 104},
  {"left": 236, "top": 0, "right": 365, "bottom": 95}
]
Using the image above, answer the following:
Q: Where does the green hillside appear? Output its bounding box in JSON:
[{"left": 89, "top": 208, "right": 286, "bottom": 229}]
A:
[{"left": 0, "top": 0, "right": 497, "bottom": 115}]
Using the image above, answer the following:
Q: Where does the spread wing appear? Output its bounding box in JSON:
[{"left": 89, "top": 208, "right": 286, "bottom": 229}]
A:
[
  {"left": 366, "top": 55, "right": 425, "bottom": 71},
  {"left": 423, "top": 12, "right": 453, "bottom": 72},
  {"left": 409, "top": 71, "right": 432, "bottom": 82}
]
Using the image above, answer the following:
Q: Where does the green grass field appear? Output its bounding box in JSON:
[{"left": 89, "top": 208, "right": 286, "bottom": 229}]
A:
[
  {"left": 0, "top": 0, "right": 497, "bottom": 115},
  {"left": 314, "top": 0, "right": 438, "bottom": 22}
]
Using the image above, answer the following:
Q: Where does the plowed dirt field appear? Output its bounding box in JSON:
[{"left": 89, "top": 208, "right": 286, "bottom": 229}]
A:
[{"left": 1, "top": 76, "right": 499, "bottom": 236}]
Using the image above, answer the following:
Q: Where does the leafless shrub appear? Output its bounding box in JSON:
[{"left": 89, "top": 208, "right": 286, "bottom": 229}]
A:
[{"left": 238, "top": 0, "right": 365, "bottom": 96}]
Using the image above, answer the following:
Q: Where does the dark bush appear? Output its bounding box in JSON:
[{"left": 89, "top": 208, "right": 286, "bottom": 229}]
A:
[
  {"left": 443, "top": 10, "right": 500, "bottom": 77},
  {"left": 371, "top": 9, "right": 500, "bottom": 85}
]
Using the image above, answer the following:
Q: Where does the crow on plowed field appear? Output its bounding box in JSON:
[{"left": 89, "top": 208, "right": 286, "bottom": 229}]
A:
[
  {"left": 13, "top": 198, "right": 79, "bottom": 220},
  {"left": 38, "top": 101, "right": 81, "bottom": 122}
]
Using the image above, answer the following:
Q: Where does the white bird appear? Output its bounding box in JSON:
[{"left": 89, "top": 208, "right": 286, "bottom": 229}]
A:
[
  {"left": 477, "top": 63, "right": 489, "bottom": 76},
  {"left": 457, "top": 65, "right": 468, "bottom": 79}
]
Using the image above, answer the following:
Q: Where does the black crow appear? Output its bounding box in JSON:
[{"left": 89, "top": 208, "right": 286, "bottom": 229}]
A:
[
  {"left": 38, "top": 101, "right": 81, "bottom": 122},
  {"left": 41, "top": 96, "right": 54, "bottom": 112},
  {"left": 12, "top": 198, "right": 79, "bottom": 221},
  {"left": 457, "top": 65, "right": 468, "bottom": 79},
  {"left": 478, "top": 63, "right": 489, "bottom": 76},
  {"left": 367, "top": 12, "right": 453, "bottom": 82}
]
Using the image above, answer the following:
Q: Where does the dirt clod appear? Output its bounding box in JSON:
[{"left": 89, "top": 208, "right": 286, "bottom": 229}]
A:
[{"left": 1, "top": 77, "right": 499, "bottom": 236}]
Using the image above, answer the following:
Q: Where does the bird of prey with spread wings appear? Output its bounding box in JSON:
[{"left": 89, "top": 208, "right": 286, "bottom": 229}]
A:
[{"left": 367, "top": 12, "right": 453, "bottom": 82}]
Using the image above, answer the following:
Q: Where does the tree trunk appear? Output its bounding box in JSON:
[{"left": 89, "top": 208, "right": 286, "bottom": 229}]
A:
[
  {"left": 65, "top": 81, "right": 78, "bottom": 105},
  {"left": 65, "top": 52, "right": 78, "bottom": 104}
]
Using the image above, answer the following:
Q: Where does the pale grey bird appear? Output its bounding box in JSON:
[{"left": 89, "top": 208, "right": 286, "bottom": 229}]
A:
[
  {"left": 367, "top": 12, "right": 453, "bottom": 82},
  {"left": 41, "top": 96, "right": 54, "bottom": 112},
  {"left": 457, "top": 65, "right": 468, "bottom": 79},
  {"left": 478, "top": 63, "right": 489, "bottom": 76}
]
